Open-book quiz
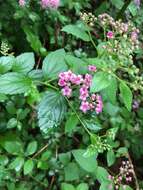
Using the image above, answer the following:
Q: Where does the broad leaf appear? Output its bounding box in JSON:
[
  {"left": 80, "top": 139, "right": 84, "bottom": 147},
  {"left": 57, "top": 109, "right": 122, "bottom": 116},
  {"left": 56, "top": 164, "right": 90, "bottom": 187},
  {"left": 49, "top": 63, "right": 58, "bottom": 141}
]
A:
[
  {"left": 76, "top": 183, "right": 89, "bottom": 190},
  {"left": 13, "top": 53, "right": 35, "bottom": 74},
  {"left": 9, "top": 157, "right": 24, "bottom": 172},
  {"left": 64, "top": 162, "right": 79, "bottom": 181},
  {"left": 38, "top": 90, "right": 67, "bottom": 134},
  {"left": 72, "top": 149, "right": 97, "bottom": 172},
  {"left": 26, "top": 141, "right": 38, "bottom": 156},
  {"left": 107, "top": 150, "right": 116, "bottom": 167},
  {"left": 0, "top": 72, "right": 32, "bottom": 95},
  {"left": 95, "top": 166, "right": 109, "bottom": 183},
  {"left": 90, "top": 72, "right": 111, "bottom": 92},
  {"left": 42, "top": 49, "right": 68, "bottom": 79},
  {"left": 24, "top": 160, "right": 34, "bottom": 175},
  {"left": 0, "top": 56, "right": 13, "bottom": 74},
  {"left": 119, "top": 81, "right": 132, "bottom": 111},
  {"left": 61, "top": 183, "right": 75, "bottom": 190},
  {"left": 65, "top": 114, "right": 78, "bottom": 133},
  {"left": 62, "top": 25, "right": 90, "bottom": 42},
  {"left": 65, "top": 55, "right": 88, "bottom": 74}
]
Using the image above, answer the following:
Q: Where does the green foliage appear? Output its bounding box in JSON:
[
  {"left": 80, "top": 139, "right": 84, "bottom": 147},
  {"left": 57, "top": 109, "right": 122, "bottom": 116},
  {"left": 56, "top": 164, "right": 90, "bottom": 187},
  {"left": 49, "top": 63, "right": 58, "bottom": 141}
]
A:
[{"left": 0, "top": 0, "right": 142, "bottom": 189}]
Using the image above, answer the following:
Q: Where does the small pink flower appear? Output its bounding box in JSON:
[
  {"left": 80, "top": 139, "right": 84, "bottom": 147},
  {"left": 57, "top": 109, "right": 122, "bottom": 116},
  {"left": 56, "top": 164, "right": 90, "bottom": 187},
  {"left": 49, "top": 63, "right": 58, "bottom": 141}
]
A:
[
  {"left": 107, "top": 31, "right": 114, "bottom": 39},
  {"left": 95, "top": 95, "right": 103, "bottom": 114},
  {"left": 58, "top": 79, "right": 67, "bottom": 87},
  {"left": 91, "top": 94, "right": 96, "bottom": 101},
  {"left": 88, "top": 65, "right": 97, "bottom": 72},
  {"left": 71, "top": 74, "right": 83, "bottom": 85},
  {"left": 61, "top": 86, "right": 72, "bottom": 97},
  {"left": 131, "top": 31, "right": 138, "bottom": 42},
  {"left": 19, "top": 0, "right": 26, "bottom": 6},
  {"left": 41, "top": 0, "right": 60, "bottom": 9},
  {"left": 84, "top": 74, "right": 92, "bottom": 86},
  {"left": 80, "top": 101, "right": 90, "bottom": 113}
]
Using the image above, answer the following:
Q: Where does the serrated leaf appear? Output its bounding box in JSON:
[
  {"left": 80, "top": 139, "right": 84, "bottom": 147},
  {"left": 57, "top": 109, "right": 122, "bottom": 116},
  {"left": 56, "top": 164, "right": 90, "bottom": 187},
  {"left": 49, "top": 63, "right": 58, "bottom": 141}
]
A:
[
  {"left": 42, "top": 49, "right": 68, "bottom": 80},
  {"left": 62, "top": 25, "right": 90, "bottom": 42},
  {"left": 72, "top": 149, "right": 97, "bottom": 172},
  {"left": 24, "top": 160, "right": 34, "bottom": 175},
  {"left": 107, "top": 150, "right": 116, "bottom": 167},
  {"left": 0, "top": 56, "right": 13, "bottom": 74},
  {"left": 12, "top": 53, "right": 35, "bottom": 74},
  {"left": 0, "top": 72, "right": 32, "bottom": 95},
  {"left": 26, "top": 141, "right": 38, "bottom": 156},
  {"left": 90, "top": 72, "right": 111, "bottom": 92},
  {"left": 38, "top": 90, "right": 67, "bottom": 134},
  {"left": 119, "top": 81, "right": 132, "bottom": 111}
]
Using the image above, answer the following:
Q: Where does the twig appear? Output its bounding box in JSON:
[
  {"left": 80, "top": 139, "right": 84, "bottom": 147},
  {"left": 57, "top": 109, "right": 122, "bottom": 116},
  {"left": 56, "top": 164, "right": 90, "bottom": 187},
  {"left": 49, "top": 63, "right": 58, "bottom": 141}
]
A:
[
  {"left": 127, "top": 152, "right": 140, "bottom": 190},
  {"left": 32, "top": 143, "right": 49, "bottom": 159}
]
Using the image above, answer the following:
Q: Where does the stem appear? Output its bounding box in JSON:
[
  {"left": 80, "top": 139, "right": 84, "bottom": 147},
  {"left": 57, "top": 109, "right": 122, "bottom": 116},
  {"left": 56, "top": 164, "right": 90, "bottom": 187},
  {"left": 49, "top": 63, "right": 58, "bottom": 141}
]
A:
[
  {"left": 64, "top": 96, "right": 92, "bottom": 136},
  {"left": 32, "top": 143, "right": 49, "bottom": 159},
  {"left": 29, "top": 174, "right": 47, "bottom": 188},
  {"left": 127, "top": 152, "right": 140, "bottom": 190}
]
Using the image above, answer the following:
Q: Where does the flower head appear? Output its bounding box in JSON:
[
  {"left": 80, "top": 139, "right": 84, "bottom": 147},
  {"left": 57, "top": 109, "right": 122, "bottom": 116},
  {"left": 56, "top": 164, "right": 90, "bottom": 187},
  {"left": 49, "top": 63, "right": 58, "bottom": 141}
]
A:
[
  {"left": 61, "top": 86, "right": 72, "bottom": 97},
  {"left": 134, "top": 0, "right": 140, "bottom": 8},
  {"left": 19, "top": 0, "right": 26, "bottom": 6},
  {"left": 95, "top": 95, "right": 103, "bottom": 114},
  {"left": 88, "top": 65, "right": 97, "bottom": 72},
  {"left": 107, "top": 31, "right": 114, "bottom": 39},
  {"left": 41, "top": 0, "right": 60, "bottom": 9},
  {"left": 80, "top": 101, "right": 90, "bottom": 113}
]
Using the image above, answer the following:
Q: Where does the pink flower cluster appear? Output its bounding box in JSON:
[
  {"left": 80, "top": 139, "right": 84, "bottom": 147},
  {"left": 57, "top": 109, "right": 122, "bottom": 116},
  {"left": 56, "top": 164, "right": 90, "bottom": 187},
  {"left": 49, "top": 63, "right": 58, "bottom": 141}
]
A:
[
  {"left": 108, "top": 161, "right": 134, "bottom": 190},
  {"left": 41, "top": 0, "right": 60, "bottom": 9},
  {"left": 19, "top": 0, "right": 26, "bottom": 7},
  {"left": 58, "top": 66, "right": 103, "bottom": 114}
]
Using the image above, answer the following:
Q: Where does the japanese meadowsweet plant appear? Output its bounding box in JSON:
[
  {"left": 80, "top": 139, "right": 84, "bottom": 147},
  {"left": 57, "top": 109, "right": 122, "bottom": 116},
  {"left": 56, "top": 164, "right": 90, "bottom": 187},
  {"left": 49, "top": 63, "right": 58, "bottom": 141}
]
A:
[{"left": 0, "top": 1, "right": 143, "bottom": 190}]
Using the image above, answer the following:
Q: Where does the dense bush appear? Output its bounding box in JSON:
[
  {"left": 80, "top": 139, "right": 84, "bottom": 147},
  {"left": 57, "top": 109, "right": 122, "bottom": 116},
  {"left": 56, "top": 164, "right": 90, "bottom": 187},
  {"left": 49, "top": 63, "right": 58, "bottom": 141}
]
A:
[{"left": 0, "top": 0, "right": 143, "bottom": 190}]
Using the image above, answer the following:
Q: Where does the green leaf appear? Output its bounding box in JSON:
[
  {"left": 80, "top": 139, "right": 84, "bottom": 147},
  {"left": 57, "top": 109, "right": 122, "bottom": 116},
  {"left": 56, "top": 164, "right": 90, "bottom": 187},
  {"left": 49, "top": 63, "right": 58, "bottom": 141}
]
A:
[
  {"left": 65, "top": 55, "right": 88, "bottom": 74},
  {"left": 0, "top": 72, "right": 32, "bottom": 95},
  {"left": 128, "top": 2, "right": 138, "bottom": 16},
  {"left": 62, "top": 25, "right": 90, "bottom": 42},
  {"left": 72, "top": 149, "right": 97, "bottom": 172},
  {"left": 105, "top": 78, "right": 117, "bottom": 104},
  {"left": 38, "top": 90, "right": 67, "bottom": 134},
  {"left": 99, "top": 182, "right": 113, "bottom": 190},
  {"left": 0, "top": 56, "right": 13, "bottom": 74},
  {"left": 83, "top": 119, "right": 101, "bottom": 132},
  {"left": 110, "top": 0, "right": 124, "bottom": 9},
  {"left": 61, "top": 183, "right": 75, "bottom": 190},
  {"left": 90, "top": 72, "right": 111, "bottom": 92},
  {"left": 26, "top": 141, "right": 38, "bottom": 156},
  {"left": 24, "top": 160, "right": 34, "bottom": 175},
  {"left": 9, "top": 157, "right": 24, "bottom": 172},
  {"left": 7, "top": 118, "right": 17, "bottom": 129},
  {"left": 23, "top": 27, "right": 47, "bottom": 55},
  {"left": 76, "top": 183, "right": 89, "bottom": 190},
  {"left": 95, "top": 167, "right": 109, "bottom": 183},
  {"left": 59, "top": 152, "right": 71, "bottom": 165},
  {"left": 116, "top": 147, "right": 128, "bottom": 157},
  {"left": 42, "top": 49, "right": 68, "bottom": 80},
  {"left": 3, "top": 141, "right": 23, "bottom": 155},
  {"left": 107, "top": 150, "right": 116, "bottom": 167},
  {"left": 65, "top": 114, "right": 78, "bottom": 133},
  {"left": 13, "top": 53, "right": 35, "bottom": 74},
  {"left": 119, "top": 81, "right": 132, "bottom": 111},
  {"left": 64, "top": 162, "right": 79, "bottom": 181}
]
